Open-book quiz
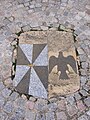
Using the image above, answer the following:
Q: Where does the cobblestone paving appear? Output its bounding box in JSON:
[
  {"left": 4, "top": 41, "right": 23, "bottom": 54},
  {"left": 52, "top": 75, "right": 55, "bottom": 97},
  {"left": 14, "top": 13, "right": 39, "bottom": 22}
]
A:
[{"left": 0, "top": 0, "right": 90, "bottom": 119}]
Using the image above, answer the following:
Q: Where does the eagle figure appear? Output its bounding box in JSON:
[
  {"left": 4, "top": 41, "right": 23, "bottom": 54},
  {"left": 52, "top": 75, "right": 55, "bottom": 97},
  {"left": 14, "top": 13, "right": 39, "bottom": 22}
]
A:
[{"left": 49, "top": 52, "right": 77, "bottom": 79}]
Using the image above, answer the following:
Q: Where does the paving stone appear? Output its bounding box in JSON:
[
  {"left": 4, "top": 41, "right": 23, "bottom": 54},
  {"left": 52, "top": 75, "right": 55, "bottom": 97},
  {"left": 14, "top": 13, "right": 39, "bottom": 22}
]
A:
[
  {"left": 8, "top": 92, "right": 19, "bottom": 101},
  {"left": 77, "top": 100, "right": 86, "bottom": 113},
  {"left": 57, "top": 99, "right": 66, "bottom": 111},
  {"left": 3, "top": 101, "right": 14, "bottom": 113},
  {"left": 66, "top": 95, "right": 75, "bottom": 105},
  {"left": 86, "top": 109, "right": 90, "bottom": 116},
  {"left": 46, "top": 112, "right": 55, "bottom": 120},
  {"left": 67, "top": 104, "right": 78, "bottom": 117},
  {"left": 48, "top": 103, "right": 57, "bottom": 112},
  {"left": 74, "top": 92, "right": 81, "bottom": 100},
  {"left": 79, "top": 90, "right": 88, "bottom": 97},
  {"left": 25, "top": 110, "right": 36, "bottom": 120},
  {"left": 14, "top": 107, "right": 25, "bottom": 118},
  {"left": 0, "top": 95, "right": 5, "bottom": 109},
  {"left": 56, "top": 111, "right": 67, "bottom": 120},
  {"left": 80, "top": 76, "right": 87, "bottom": 86},
  {"left": 84, "top": 97, "right": 90, "bottom": 107},
  {"left": 0, "top": 82, "right": 5, "bottom": 91},
  {"left": 36, "top": 113, "right": 46, "bottom": 120},
  {"left": 1, "top": 88, "right": 11, "bottom": 98},
  {"left": 0, "top": 111, "right": 8, "bottom": 120},
  {"left": 26, "top": 101, "right": 35, "bottom": 110},
  {"left": 78, "top": 115, "right": 89, "bottom": 120},
  {"left": 34, "top": 99, "right": 47, "bottom": 111}
]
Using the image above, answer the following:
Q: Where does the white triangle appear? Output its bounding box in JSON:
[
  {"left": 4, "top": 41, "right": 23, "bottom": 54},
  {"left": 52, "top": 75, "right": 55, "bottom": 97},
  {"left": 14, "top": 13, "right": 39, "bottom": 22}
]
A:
[
  {"left": 34, "top": 45, "right": 48, "bottom": 66},
  {"left": 20, "top": 44, "right": 33, "bottom": 63},
  {"left": 13, "top": 65, "right": 30, "bottom": 86},
  {"left": 29, "top": 68, "right": 47, "bottom": 98}
]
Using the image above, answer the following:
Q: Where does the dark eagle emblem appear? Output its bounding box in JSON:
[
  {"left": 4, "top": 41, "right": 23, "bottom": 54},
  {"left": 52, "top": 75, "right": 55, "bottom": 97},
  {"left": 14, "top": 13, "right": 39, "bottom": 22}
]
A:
[{"left": 49, "top": 52, "right": 77, "bottom": 79}]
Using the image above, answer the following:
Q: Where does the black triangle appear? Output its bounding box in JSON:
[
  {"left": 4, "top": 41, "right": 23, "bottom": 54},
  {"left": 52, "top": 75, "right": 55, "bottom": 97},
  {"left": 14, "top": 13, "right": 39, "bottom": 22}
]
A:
[
  {"left": 32, "top": 44, "right": 47, "bottom": 63},
  {"left": 33, "top": 66, "right": 48, "bottom": 90},
  {"left": 15, "top": 68, "right": 31, "bottom": 94},
  {"left": 17, "top": 46, "right": 30, "bottom": 65}
]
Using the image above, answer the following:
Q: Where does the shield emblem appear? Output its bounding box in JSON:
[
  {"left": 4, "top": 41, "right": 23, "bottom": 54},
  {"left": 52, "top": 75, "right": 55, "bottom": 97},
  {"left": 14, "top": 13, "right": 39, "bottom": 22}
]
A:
[{"left": 13, "top": 43, "right": 48, "bottom": 98}]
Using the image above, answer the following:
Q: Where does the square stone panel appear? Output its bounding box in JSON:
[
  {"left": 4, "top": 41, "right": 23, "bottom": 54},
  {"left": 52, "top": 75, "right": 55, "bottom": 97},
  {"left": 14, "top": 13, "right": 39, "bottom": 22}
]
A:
[{"left": 13, "top": 31, "right": 80, "bottom": 99}]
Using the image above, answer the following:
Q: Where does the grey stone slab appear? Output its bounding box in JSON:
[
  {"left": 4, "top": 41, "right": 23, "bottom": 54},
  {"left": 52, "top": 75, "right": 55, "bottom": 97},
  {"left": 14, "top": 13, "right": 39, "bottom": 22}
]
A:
[
  {"left": 34, "top": 45, "right": 48, "bottom": 66},
  {"left": 32, "top": 44, "right": 47, "bottom": 63},
  {"left": 34, "top": 66, "right": 48, "bottom": 90},
  {"left": 19, "top": 44, "right": 33, "bottom": 64},
  {"left": 29, "top": 67, "right": 47, "bottom": 98},
  {"left": 17, "top": 46, "right": 30, "bottom": 65},
  {"left": 13, "top": 65, "right": 30, "bottom": 87},
  {"left": 15, "top": 68, "right": 31, "bottom": 95}
]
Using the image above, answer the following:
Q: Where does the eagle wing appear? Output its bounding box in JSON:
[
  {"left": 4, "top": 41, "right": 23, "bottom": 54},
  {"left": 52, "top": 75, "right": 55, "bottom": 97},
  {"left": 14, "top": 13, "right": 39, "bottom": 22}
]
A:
[
  {"left": 66, "top": 55, "right": 77, "bottom": 74},
  {"left": 49, "top": 56, "right": 58, "bottom": 73}
]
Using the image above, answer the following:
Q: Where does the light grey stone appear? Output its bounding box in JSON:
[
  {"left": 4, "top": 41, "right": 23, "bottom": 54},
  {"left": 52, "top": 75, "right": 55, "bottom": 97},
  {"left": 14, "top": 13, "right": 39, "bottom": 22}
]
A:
[
  {"left": 56, "top": 112, "right": 67, "bottom": 120},
  {"left": 79, "top": 90, "right": 88, "bottom": 97},
  {"left": 67, "top": 104, "right": 78, "bottom": 117},
  {"left": 84, "top": 97, "right": 90, "bottom": 107},
  {"left": 48, "top": 103, "right": 57, "bottom": 112},
  {"left": 80, "top": 76, "right": 87, "bottom": 86},
  {"left": 0, "top": 112, "right": 8, "bottom": 120},
  {"left": 22, "top": 25, "right": 31, "bottom": 32},
  {"left": 74, "top": 92, "right": 81, "bottom": 100},
  {"left": 36, "top": 113, "right": 45, "bottom": 120},
  {"left": 66, "top": 95, "right": 75, "bottom": 105},
  {"left": 0, "top": 82, "right": 5, "bottom": 91},
  {"left": 0, "top": 95, "right": 5, "bottom": 108},
  {"left": 25, "top": 110, "right": 36, "bottom": 120},
  {"left": 46, "top": 112, "right": 55, "bottom": 120},
  {"left": 8, "top": 92, "right": 19, "bottom": 101},
  {"left": 86, "top": 109, "right": 90, "bottom": 116},
  {"left": 1, "top": 88, "right": 11, "bottom": 98},
  {"left": 3, "top": 101, "right": 14, "bottom": 113},
  {"left": 14, "top": 107, "right": 25, "bottom": 118}
]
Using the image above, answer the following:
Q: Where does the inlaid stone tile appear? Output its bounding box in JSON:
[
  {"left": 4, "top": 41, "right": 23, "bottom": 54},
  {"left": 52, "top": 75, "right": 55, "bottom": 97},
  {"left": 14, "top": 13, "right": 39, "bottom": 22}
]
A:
[
  {"left": 13, "top": 31, "right": 80, "bottom": 99},
  {"left": 13, "top": 41, "right": 48, "bottom": 98}
]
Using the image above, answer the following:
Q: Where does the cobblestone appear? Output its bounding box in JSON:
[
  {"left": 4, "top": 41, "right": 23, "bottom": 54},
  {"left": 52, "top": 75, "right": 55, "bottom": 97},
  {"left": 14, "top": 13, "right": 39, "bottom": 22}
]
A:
[
  {"left": 56, "top": 111, "right": 67, "bottom": 120},
  {"left": 3, "top": 101, "right": 14, "bottom": 113},
  {"left": 84, "top": 97, "right": 90, "bottom": 107}
]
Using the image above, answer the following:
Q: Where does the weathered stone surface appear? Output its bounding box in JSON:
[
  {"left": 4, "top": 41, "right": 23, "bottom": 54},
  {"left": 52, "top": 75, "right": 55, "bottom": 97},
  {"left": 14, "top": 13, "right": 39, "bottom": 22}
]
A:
[
  {"left": 66, "top": 104, "right": 78, "bottom": 117},
  {"left": 56, "top": 111, "right": 67, "bottom": 120},
  {"left": 46, "top": 112, "right": 55, "bottom": 120},
  {"left": 84, "top": 97, "right": 90, "bottom": 107},
  {"left": 3, "top": 101, "right": 14, "bottom": 113},
  {"left": 78, "top": 115, "right": 89, "bottom": 120}
]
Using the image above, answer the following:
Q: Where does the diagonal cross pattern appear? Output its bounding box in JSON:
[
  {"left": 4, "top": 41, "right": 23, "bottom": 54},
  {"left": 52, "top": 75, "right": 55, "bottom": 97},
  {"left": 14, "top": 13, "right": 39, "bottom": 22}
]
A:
[{"left": 13, "top": 43, "right": 48, "bottom": 98}]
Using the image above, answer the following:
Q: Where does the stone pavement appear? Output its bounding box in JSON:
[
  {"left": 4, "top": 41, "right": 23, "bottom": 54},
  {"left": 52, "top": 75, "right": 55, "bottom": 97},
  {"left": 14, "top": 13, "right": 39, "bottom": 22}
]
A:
[{"left": 0, "top": 0, "right": 90, "bottom": 120}]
